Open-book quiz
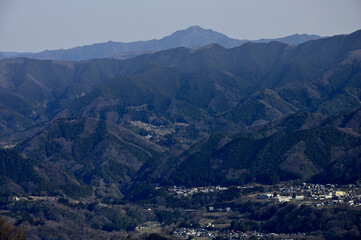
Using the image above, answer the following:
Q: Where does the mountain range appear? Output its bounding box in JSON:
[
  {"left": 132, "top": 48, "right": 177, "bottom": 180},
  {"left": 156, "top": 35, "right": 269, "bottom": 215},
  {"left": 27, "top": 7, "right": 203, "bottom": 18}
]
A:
[
  {"left": 0, "top": 26, "right": 322, "bottom": 61},
  {"left": 0, "top": 28, "right": 360, "bottom": 200}
]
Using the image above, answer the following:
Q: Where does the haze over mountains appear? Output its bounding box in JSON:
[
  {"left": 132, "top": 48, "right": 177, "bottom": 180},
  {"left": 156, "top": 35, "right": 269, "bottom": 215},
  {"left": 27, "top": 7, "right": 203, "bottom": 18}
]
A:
[{"left": 0, "top": 26, "right": 322, "bottom": 61}]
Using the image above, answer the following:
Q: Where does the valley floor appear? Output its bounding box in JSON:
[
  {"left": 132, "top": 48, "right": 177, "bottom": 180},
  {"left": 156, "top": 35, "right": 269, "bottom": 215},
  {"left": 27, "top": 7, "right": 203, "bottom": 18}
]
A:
[{"left": 1, "top": 181, "right": 360, "bottom": 240}]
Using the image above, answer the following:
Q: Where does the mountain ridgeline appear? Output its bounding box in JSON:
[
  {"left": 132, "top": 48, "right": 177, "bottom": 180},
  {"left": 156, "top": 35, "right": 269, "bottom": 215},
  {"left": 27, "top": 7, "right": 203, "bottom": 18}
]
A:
[
  {"left": 0, "top": 26, "right": 322, "bottom": 61},
  {"left": 0, "top": 29, "right": 361, "bottom": 199}
]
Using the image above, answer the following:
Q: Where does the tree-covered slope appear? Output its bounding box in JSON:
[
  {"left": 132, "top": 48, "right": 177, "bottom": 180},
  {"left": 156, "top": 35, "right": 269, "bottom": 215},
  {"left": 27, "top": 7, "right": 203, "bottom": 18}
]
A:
[
  {"left": 136, "top": 124, "right": 361, "bottom": 186},
  {"left": 0, "top": 58, "right": 128, "bottom": 140},
  {"left": 16, "top": 118, "right": 164, "bottom": 198}
]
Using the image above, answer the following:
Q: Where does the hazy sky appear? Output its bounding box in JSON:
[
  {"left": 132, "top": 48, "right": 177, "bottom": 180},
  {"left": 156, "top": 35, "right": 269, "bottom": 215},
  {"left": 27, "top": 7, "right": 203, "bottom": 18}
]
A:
[{"left": 1, "top": 0, "right": 360, "bottom": 52}]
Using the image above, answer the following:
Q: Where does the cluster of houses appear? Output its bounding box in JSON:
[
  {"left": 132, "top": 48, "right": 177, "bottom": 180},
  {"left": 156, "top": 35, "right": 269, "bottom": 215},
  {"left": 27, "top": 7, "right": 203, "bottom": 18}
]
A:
[
  {"left": 258, "top": 183, "right": 361, "bottom": 206},
  {"left": 168, "top": 186, "right": 228, "bottom": 197},
  {"left": 221, "top": 230, "right": 265, "bottom": 239},
  {"left": 173, "top": 228, "right": 215, "bottom": 238},
  {"left": 13, "top": 196, "right": 58, "bottom": 202},
  {"left": 168, "top": 183, "right": 361, "bottom": 207},
  {"left": 129, "top": 120, "right": 175, "bottom": 139},
  {"left": 173, "top": 228, "right": 305, "bottom": 239}
]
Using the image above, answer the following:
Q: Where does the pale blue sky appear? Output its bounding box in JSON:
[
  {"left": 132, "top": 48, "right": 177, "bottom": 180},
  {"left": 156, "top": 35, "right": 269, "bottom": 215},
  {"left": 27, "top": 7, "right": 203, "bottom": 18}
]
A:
[{"left": 1, "top": 0, "right": 360, "bottom": 52}]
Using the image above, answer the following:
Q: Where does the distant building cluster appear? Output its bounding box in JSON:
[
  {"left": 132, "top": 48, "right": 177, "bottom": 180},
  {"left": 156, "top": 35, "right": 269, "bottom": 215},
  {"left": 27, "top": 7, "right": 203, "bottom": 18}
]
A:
[
  {"left": 173, "top": 227, "right": 306, "bottom": 239},
  {"left": 168, "top": 186, "right": 228, "bottom": 197},
  {"left": 130, "top": 121, "right": 176, "bottom": 139},
  {"left": 173, "top": 228, "right": 214, "bottom": 238},
  {"left": 13, "top": 196, "right": 58, "bottom": 202},
  {"left": 258, "top": 183, "right": 361, "bottom": 206}
]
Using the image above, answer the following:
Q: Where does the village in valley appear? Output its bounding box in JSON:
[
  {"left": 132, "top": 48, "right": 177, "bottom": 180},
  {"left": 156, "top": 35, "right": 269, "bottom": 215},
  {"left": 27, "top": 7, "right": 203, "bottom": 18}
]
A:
[
  {"left": 164, "top": 183, "right": 361, "bottom": 239},
  {"left": 6, "top": 182, "right": 361, "bottom": 240},
  {"left": 168, "top": 183, "right": 361, "bottom": 207}
]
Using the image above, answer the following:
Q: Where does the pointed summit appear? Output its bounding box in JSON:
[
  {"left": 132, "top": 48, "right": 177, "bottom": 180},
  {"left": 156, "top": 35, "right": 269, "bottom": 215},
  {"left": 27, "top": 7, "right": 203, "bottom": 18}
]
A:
[
  {"left": 186, "top": 25, "right": 204, "bottom": 31},
  {"left": 160, "top": 26, "right": 244, "bottom": 48}
]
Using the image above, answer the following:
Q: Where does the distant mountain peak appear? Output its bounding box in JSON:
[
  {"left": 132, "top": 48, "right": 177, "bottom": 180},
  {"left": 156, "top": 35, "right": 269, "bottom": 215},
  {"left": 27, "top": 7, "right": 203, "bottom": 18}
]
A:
[
  {"left": 160, "top": 25, "right": 243, "bottom": 49},
  {"left": 167, "top": 25, "right": 224, "bottom": 37},
  {"left": 255, "top": 33, "right": 323, "bottom": 45},
  {"left": 186, "top": 25, "right": 204, "bottom": 30},
  {"left": 292, "top": 33, "right": 321, "bottom": 37}
]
